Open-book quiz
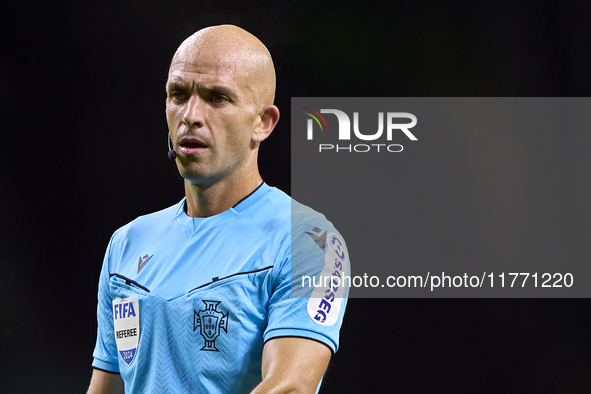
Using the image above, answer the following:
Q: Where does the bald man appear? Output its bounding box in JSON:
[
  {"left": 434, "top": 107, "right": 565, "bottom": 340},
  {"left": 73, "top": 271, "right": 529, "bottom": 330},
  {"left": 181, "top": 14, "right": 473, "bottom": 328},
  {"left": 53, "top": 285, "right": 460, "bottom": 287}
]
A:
[{"left": 88, "top": 25, "right": 349, "bottom": 394}]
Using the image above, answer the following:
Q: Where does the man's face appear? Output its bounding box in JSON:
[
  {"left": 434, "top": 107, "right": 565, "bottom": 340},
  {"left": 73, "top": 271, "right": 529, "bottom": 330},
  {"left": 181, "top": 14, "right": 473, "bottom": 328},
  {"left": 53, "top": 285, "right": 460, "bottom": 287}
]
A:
[{"left": 165, "top": 42, "right": 260, "bottom": 186}]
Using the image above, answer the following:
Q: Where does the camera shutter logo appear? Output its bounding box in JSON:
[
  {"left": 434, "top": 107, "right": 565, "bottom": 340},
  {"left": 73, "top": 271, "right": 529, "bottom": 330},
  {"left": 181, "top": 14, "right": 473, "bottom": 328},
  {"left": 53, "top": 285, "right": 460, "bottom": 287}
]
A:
[{"left": 304, "top": 107, "right": 418, "bottom": 152}]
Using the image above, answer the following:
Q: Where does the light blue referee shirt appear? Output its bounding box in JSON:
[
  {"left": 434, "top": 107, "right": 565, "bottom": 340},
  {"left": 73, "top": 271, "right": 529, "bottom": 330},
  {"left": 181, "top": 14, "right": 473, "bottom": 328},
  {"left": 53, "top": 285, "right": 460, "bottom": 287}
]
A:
[{"left": 92, "top": 183, "right": 349, "bottom": 393}]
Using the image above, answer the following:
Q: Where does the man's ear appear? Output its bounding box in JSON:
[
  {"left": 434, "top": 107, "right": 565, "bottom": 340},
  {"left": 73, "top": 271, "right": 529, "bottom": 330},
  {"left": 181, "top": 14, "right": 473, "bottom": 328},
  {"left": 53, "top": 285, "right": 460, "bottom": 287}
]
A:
[{"left": 252, "top": 105, "right": 280, "bottom": 143}]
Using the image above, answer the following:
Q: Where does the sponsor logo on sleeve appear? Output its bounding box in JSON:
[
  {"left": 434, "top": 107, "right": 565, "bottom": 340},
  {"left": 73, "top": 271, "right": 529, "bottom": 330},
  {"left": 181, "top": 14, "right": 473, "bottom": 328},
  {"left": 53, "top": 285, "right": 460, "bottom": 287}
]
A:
[
  {"left": 305, "top": 226, "right": 327, "bottom": 251},
  {"left": 112, "top": 297, "right": 140, "bottom": 366},
  {"left": 307, "top": 232, "right": 348, "bottom": 326}
]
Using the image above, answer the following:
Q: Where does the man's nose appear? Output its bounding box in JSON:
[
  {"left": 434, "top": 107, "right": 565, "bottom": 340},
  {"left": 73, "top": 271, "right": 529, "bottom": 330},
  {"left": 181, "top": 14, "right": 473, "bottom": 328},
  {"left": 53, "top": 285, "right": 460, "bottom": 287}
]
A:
[{"left": 182, "top": 95, "right": 205, "bottom": 128}]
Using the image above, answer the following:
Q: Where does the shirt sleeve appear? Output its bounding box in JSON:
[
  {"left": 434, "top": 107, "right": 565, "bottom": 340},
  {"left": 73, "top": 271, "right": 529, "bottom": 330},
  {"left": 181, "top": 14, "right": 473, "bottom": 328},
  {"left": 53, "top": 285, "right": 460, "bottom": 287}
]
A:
[
  {"left": 91, "top": 237, "right": 120, "bottom": 373},
  {"left": 263, "top": 220, "right": 350, "bottom": 354}
]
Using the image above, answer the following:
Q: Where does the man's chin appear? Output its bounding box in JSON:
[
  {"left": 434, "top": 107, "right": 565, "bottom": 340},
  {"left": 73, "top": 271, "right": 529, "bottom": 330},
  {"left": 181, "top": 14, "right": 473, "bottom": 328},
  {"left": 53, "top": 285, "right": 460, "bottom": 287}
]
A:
[{"left": 178, "top": 169, "right": 218, "bottom": 188}]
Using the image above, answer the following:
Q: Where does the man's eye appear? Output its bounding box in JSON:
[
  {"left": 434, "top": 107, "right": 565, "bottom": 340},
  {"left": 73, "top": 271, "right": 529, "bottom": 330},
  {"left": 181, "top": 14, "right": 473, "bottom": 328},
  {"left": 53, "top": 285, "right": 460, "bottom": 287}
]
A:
[
  {"left": 170, "top": 91, "right": 187, "bottom": 101},
  {"left": 210, "top": 95, "right": 227, "bottom": 104}
]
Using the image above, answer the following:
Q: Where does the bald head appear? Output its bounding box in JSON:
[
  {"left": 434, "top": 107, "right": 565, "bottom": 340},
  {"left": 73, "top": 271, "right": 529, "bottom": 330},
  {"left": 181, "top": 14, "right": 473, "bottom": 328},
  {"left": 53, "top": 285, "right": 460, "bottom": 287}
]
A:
[{"left": 169, "top": 25, "right": 276, "bottom": 106}]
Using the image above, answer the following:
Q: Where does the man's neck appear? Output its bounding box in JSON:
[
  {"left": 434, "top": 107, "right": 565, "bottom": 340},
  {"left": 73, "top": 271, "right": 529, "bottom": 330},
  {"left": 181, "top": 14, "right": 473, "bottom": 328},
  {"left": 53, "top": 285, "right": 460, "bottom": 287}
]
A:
[{"left": 183, "top": 173, "right": 263, "bottom": 218}]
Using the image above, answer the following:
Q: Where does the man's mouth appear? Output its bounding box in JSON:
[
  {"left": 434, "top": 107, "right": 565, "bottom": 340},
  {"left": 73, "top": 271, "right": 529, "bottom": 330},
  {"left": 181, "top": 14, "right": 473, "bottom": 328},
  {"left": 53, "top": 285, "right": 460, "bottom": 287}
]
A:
[{"left": 178, "top": 137, "right": 208, "bottom": 155}]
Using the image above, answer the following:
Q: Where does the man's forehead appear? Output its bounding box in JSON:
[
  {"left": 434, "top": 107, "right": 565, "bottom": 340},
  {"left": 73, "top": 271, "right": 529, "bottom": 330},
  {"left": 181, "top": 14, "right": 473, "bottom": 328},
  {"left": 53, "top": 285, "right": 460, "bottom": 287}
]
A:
[
  {"left": 169, "top": 57, "right": 237, "bottom": 75},
  {"left": 167, "top": 63, "right": 249, "bottom": 91},
  {"left": 168, "top": 44, "right": 250, "bottom": 80}
]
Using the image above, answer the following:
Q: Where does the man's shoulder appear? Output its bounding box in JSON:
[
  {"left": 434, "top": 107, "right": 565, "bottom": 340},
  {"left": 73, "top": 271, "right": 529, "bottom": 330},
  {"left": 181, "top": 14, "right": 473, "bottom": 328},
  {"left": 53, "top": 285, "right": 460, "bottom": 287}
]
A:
[
  {"left": 238, "top": 186, "right": 341, "bottom": 247},
  {"left": 290, "top": 196, "right": 335, "bottom": 232},
  {"left": 261, "top": 187, "right": 329, "bottom": 226},
  {"left": 111, "top": 200, "right": 184, "bottom": 241}
]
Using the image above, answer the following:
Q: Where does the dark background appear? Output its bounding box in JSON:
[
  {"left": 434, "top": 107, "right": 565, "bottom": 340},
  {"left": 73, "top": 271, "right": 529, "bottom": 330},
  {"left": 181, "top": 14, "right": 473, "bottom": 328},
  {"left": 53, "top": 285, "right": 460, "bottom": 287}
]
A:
[{"left": 1, "top": 1, "right": 591, "bottom": 393}]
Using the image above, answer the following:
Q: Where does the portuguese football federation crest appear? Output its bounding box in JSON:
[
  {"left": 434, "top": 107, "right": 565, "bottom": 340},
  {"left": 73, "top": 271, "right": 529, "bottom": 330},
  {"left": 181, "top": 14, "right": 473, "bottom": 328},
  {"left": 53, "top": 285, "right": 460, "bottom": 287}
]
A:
[{"left": 193, "top": 300, "right": 228, "bottom": 351}]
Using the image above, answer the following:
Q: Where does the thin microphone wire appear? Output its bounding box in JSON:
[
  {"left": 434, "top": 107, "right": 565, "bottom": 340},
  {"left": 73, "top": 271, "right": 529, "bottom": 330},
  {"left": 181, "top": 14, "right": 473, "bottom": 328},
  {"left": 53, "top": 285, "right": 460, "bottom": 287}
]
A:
[
  {"left": 167, "top": 133, "right": 177, "bottom": 160},
  {"left": 167, "top": 133, "right": 184, "bottom": 181}
]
